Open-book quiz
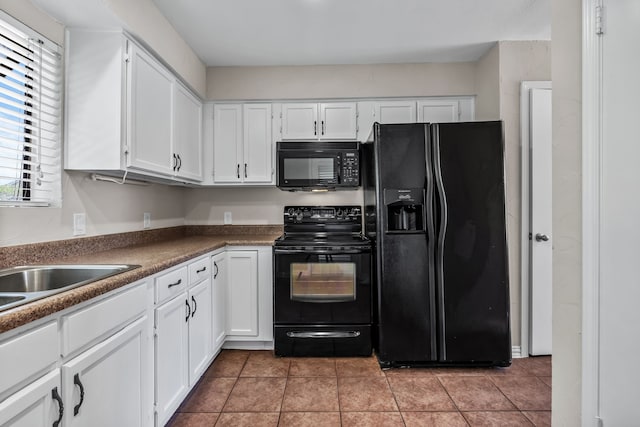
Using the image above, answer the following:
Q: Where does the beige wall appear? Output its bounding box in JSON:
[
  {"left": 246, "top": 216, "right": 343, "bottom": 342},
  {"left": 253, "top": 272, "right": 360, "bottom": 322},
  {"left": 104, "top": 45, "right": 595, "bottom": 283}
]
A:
[
  {"left": 0, "top": 3, "right": 186, "bottom": 247},
  {"left": 497, "top": 41, "right": 552, "bottom": 346},
  {"left": 185, "top": 188, "right": 363, "bottom": 225},
  {"left": 552, "top": 0, "right": 582, "bottom": 424},
  {"left": 106, "top": 0, "right": 206, "bottom": 96},
  {"left": 474, "top": 44, "right": 500, "bottom": 121},
  {"left": 206, "top": 63, "right": 477, "bottom": 100}
]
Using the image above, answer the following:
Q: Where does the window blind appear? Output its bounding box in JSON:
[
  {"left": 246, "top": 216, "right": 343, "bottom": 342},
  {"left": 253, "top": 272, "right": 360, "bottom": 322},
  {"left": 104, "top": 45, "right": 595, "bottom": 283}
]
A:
[{"left": 0, "top": 12, "right": 62, "bottom": 207}]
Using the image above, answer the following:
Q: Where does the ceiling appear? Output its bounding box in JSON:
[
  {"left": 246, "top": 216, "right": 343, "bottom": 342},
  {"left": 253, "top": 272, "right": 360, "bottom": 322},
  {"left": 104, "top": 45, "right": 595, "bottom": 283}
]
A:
[{"left": 152, "top": 0, "right": 550, "bottom": 67}]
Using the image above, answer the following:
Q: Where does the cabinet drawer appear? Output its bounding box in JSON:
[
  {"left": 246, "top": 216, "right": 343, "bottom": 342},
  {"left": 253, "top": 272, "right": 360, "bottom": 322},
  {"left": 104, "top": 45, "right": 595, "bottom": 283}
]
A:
[
  {"left": 61, "top": 281, "right": 147, "bottom": 356},
  {"left": 0, "top": 321, "right": 58, "bottom": 396},
  {"left": 188, "top": 257, "right": 210, "bottom": 286},
  {"left": 156, "top": 266, "right": 188, "bottom": 304}
]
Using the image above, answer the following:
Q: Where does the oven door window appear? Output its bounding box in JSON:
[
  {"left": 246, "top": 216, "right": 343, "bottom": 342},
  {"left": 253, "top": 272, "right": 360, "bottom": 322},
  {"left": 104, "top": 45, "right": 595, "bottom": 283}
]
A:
[{"left": 290, "top": 262, "right": 356, "bottom": 302}]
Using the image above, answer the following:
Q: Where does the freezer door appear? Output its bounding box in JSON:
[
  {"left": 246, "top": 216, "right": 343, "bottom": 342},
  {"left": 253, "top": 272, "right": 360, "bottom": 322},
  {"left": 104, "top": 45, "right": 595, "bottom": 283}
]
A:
[{"left": 432, "top": 121, "right": 511, "bottom": 365}]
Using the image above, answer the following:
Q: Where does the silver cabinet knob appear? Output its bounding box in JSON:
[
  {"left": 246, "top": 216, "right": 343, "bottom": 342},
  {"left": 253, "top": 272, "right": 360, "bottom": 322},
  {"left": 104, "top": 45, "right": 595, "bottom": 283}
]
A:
[{"left": 535, "top": 233, "right": 550, "bottom": 242}]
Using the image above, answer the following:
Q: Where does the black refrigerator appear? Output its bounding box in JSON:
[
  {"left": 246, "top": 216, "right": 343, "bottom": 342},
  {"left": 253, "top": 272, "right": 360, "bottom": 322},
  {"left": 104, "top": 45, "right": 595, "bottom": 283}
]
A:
[{"left": 362, "top": 121, "right": 511, "bottom": 367}]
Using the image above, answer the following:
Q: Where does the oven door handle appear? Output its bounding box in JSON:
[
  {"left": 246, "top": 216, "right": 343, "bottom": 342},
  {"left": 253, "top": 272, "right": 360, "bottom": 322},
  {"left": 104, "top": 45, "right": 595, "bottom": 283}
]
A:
[
  {"left": 273, "top": 248, "right": 369, "bottom": 255},
  {"left": 292, "top": 296, "right": 355, "bottom": 303},
  {"left": 286, "top": 331, "right": 361, "bottom": 339}
]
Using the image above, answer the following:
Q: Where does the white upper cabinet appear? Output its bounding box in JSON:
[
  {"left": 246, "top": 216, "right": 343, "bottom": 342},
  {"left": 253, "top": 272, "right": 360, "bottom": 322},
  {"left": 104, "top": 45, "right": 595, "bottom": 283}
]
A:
[
  {"left": 212, "top": 103, "right": 274, "bottom": 184},
  {"left": 65, "top": 30, "right": 203, "bottom": 183},
  {"left": 417, "top": 99, "right": 460, "bottom": 123},
  {"left": 173, "top": 83, "right": 203, "bottom": 181},
  {"left": 376, "top": 101, "right": 417, "bottom": 124},
  {"left": 213, "top": 104, "right": 243, "bottom": 183},
  {"left": 281, "top": 102, "right": 358, "bottom": 140},
  {"left": 126, "top": 43, "right": 174, "bottom": 175},
  {"left": 243, "top": 104, "right": 273, "bottom": 183}
]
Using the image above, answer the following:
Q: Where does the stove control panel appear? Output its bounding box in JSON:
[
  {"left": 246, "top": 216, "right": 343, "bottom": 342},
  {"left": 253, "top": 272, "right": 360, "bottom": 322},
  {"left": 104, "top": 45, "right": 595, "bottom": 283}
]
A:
[{"left": 284, "top": 206, "right": 362, "bottom": 224}]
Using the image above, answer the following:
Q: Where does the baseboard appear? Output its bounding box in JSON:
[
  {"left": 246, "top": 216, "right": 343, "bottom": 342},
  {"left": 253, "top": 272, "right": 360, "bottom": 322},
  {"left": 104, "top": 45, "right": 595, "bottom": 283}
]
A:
[
  {"left": 223, "top": 340, "right": 274, "bottom": 350},
  {"left": 512, "top": 345, "right": 523, "bottom": 358}
]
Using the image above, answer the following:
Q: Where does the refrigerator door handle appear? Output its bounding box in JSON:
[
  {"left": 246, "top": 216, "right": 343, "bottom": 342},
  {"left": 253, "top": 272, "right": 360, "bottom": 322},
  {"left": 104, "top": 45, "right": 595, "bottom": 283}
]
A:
[{"left": 432, "top": 124, "right": 448, "bottom": 360}]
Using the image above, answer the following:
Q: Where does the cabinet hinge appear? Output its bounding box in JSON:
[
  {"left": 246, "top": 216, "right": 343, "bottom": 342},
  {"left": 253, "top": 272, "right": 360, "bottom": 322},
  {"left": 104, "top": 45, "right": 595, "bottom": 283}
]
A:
[
  {"left": 123, "top": 145, "right": 130, "bottom": 155},
  {"left": 153, "top": 327, "right": 158, "bottom": 339},
  {"left": 595, "top": 5, "right": 605, "bottom": 35}
]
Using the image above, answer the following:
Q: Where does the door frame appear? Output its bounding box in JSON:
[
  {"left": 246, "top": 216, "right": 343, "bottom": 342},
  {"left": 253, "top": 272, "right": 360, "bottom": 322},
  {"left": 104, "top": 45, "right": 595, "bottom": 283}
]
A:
[
  {"left": 582, "top": 0, "right": 603, "bottom": 425},
  {"left": 520, "top": 80, "right": 552, "bottom": 359}
]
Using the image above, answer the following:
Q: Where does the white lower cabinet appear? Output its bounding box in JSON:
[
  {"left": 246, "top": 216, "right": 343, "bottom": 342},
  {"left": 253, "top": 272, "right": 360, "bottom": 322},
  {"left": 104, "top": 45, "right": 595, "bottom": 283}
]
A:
[
  {"left": 224, "top": 247, "right": 273, "bottom": 346},
  {"left": 154, "top": 264, "right": 212, "bottom": 426},
  {"left": 0, "top": 370, "right": 61, "bottom": 427},
  {"left": 187, "top": 277, "right": 213, "bottom": 383},
  {"left": 61, "top": 316, "right": 149, "bottom": 427},
  {"left": 155, "top": 293, "right": 189, "bottom": 425},
  {"left": 211, "top": 252, "right": 227, "bottom": 352},
  {"left": 226, "top": 251, "right": 259, "bottom": 337}
]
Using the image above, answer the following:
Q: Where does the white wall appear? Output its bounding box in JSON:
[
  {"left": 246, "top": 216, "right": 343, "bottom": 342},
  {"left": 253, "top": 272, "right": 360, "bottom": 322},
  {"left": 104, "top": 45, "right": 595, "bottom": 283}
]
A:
[
  {"left": 474, "top": 44, "right": 500, "bottom": 121},
  {"left": 552, "top": 0, "right": 582, "bottom": 424},
  {"left": 0, "top": 2, "right": 187, "bottom": 246}
]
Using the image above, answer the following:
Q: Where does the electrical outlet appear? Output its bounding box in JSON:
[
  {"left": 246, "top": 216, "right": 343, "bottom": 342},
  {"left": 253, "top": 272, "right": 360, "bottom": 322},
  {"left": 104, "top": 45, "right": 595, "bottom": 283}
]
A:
[
  {"left": 73, "top": 213, "right": 86, "bottom": 236},
  {"left": 224, "top": 211, "right": 232, "bottom": 225},
  {"left": 143, "top": 212, "right": 151, "bottom": 229}
]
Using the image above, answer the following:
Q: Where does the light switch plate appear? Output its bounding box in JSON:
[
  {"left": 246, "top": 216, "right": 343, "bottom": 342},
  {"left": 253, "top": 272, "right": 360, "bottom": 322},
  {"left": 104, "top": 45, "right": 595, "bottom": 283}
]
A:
[
  {"left": 224, "top": 211, "right": 232, "bottom": 225},
  {"left": 143, "top": 212, "right": 151, "bottom": 229},
  {"left": 73, "top": 213, "right": 86, "bottom": 236}
]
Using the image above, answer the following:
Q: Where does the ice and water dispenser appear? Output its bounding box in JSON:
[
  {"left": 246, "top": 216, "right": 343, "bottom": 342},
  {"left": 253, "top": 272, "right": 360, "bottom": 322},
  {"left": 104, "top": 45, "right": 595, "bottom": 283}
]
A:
[{"left": 384, "top": 189, "right": 425, "bottom": 232}]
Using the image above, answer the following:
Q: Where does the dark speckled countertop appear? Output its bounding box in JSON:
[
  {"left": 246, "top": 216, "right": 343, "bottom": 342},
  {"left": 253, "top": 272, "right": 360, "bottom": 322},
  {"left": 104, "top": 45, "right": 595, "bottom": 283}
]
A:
[{"left": 0, "top": 226, "right": 282, "bottom": 334}]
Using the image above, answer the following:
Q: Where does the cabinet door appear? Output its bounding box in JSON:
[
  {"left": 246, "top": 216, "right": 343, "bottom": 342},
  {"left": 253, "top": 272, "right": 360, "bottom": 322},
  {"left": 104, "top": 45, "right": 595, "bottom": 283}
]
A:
[
  {"left": 375, "top": 101, "right": 417, "bottom": 124},
  {"left": 212, "top": 253, "right": 227, "bottom": 351},
  {"left": 62, "top": 316, "right": 149, "bottom": 427},
  {"left": 155, "top": 295, "right": 189, "bottom": 425},
  {"left": 188, "top": 278, "right": 212, "bottom": 384},
  {"left": 127, "top": 44, "right": 174, "bottom": 175},
  {"left": 0, "top": 371, "right": 61, "bottom": 427},
  {"left": 213, "top": 104, "right": 243, "bottom": 183},
  {"left": 281, "top": 103, "right": 318, "bottom": 140},
  {"left": 226, "top": 251, "right": 258, "bottom": 336},
  {"left": 174, "top": 83, "right": 203, "bottom": 181},
  {"left": 243, "top": 104, "right": 273, "bottom": 183},
  {"left": 320, "top": 102, "right": 358, "bottom": 139},
  {"left": 417, "top": 99, "right": 460, "bottom": 123}
]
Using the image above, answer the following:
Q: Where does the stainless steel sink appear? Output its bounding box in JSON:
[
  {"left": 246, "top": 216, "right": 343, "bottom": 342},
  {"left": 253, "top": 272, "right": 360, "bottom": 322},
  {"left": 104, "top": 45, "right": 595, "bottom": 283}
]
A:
[{"left": 0, "top": 264, "right": 140, "bottom": 313}]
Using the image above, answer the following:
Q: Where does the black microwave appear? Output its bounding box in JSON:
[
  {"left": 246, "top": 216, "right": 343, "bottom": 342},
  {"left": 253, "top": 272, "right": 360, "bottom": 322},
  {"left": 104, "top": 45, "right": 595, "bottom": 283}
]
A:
[{"left": 276, "top": 141, "right": 360, "bottom": 190}]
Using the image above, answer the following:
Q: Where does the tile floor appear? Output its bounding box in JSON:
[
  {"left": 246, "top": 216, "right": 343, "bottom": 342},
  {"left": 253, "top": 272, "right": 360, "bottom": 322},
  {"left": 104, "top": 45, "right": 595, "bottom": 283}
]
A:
[{"left": 167, "top": 350, "right": 551, "bottom": 427}]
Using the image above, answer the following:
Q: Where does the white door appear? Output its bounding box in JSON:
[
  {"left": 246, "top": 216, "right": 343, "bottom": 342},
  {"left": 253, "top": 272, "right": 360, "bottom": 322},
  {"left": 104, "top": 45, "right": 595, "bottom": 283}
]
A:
[
  {"left": 155, "top": 294, "right": 189, "bottom": 424},
  {"left": 243, "top": 104, "right": 273, "bottom": 183},
  {"left": 173, "top": 83, "right": 203, "bottom": 181},
  {"left": 213, "top": 104, "right": 243, "bottom": 183},
  {"left": 529, "top": 88, "right": 553, "bottom": 356},
  {"left": 281, "top": 103, "right": 318, "bottom": 140},
  {"left": 127, "top": 44, "right": 174, "bottom": 175},
  {"left": 212, "top": 253, "right": 227, "bottom": 351},
  {"left": 62, "top": 317, "right": 148, "bottom": 427},
  {"left": 0, "top": 371, "right": 61, "bottom": 427},
  {"left": 417, "top": 99, "right": 460, "bottom": 122},
  {"left": 226, "top": 251, "right": 258, "bottom": 337},
  {"left": 188, "top": 278, "right": 212, "bottom": 384},
  {"left": 320, "top": 102, "right": 358, "bottom": 139}
]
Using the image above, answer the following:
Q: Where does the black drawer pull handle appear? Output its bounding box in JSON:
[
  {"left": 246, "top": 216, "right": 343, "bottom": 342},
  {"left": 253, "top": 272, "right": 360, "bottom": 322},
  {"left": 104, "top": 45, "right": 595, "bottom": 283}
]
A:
[
  {"left": 196, "top": 267, "right": 207, "bottom": 273},
  {"left": 185, "top": 299, "right": 191, "bottom": 322},
  {"left": 73, "top": 373, "right": 85, "bottom": 416},
  {"left": 191, "top": 295, "right": 197, "bottom": 317},
  {"left": 168, "top": 279, "right": 182, "bottom": 288},
  {"left": 52, "top": 387, "right": 64, "bottom": 427},
  {"left": 213, "top": 262, "right": 219, "bottom": 278}
]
